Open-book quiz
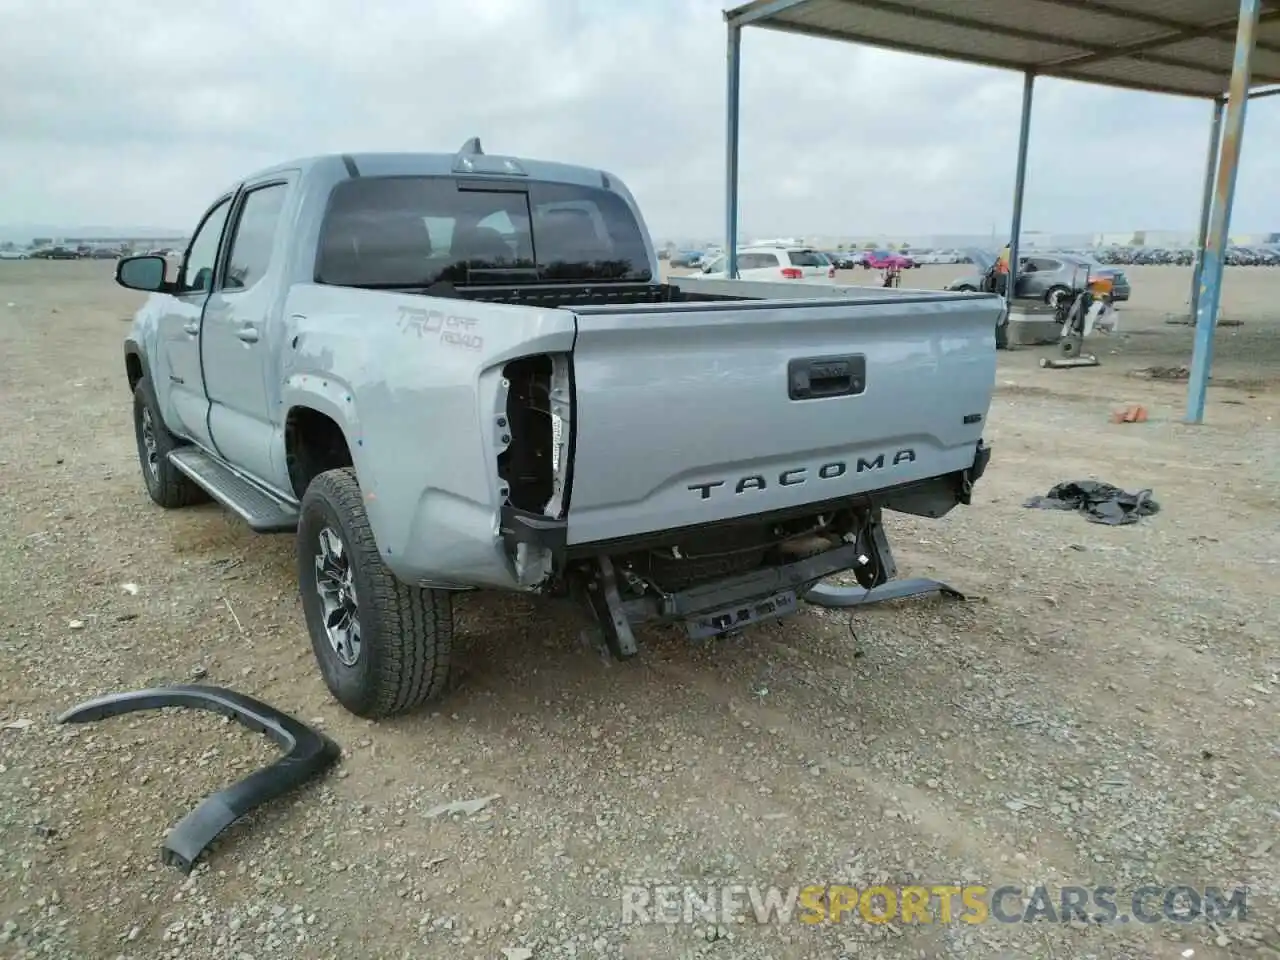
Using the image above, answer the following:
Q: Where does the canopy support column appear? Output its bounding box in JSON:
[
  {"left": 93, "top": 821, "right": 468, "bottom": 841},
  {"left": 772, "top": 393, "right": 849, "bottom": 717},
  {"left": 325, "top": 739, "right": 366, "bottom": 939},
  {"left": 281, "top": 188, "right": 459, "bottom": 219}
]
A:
[
  {"left": 1186, "top": 0, "right": 1260, "bottom": 424},
  {"left": 1189, "top": 97, "right": 1225, "bottom": 320},
  {"left": 1005, "top": 72, "right": 1035, "bottom": 306},
  {"left": 725, "top": 23, "right": 742, "bottom": 279}
]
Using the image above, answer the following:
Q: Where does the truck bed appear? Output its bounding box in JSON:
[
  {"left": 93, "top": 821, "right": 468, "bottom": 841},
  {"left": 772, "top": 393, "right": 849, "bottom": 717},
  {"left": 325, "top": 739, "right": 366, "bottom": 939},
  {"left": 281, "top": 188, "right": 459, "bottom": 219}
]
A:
[
  {"left": 281, "top": 276, "right": 1000, "bottom": 591},
  {"left": 419, "top": 276, "right": 982, "bottom": 311}
]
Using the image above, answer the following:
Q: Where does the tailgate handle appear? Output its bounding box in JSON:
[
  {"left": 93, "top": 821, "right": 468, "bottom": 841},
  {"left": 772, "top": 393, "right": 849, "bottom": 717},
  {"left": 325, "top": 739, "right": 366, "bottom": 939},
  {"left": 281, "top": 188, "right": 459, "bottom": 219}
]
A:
[{"left": 788, "top": 355, "right": 865, "bottom": 400}]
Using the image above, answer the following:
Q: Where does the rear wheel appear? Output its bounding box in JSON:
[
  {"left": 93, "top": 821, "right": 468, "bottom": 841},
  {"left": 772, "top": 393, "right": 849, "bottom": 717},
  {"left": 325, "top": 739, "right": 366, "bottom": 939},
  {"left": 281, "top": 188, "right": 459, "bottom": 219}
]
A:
[
  {"left": 1045, "top": 285, "right": 1071, "bottom": 308},
  {"left": 132, "top": 377, "right": 209, "bottom": 508},
  {"left": 297, "top": 468, "right": 454, "bottom": 718}
]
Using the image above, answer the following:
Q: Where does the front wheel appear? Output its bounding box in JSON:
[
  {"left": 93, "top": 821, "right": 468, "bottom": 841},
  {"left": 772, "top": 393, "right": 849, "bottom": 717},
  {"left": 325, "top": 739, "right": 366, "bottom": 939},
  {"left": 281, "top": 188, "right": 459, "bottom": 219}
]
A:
[
  {"left": 132, "top": 377, "right": 209, "bottom": 508},
  {"left": 297, "top": 468, "right": 455, "bottom": 718}
]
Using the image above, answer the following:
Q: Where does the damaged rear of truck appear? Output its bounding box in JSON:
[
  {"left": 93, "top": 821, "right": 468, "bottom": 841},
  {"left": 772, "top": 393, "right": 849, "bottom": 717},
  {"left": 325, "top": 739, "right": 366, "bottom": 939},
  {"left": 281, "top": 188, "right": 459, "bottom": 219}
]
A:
[{"left": 118, "top": 141, "right": 1001, "bottom": 718}]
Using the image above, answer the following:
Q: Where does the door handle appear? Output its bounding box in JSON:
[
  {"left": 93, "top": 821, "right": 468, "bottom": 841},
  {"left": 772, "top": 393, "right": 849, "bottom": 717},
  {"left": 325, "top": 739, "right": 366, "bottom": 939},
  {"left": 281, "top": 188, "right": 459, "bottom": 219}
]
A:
[
  {"left": 183, "top": 320, "right": 199, "bottom": 336},
  {"left": 237, "top": 326, "right": 260, "bottom": 344}
]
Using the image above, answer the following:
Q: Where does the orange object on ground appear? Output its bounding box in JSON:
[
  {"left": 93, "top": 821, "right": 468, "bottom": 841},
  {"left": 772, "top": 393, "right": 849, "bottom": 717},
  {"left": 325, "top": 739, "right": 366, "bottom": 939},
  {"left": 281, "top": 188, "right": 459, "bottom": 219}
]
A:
[{"left": 1110, "top": 404, "right": 1148, "bottom": 423}]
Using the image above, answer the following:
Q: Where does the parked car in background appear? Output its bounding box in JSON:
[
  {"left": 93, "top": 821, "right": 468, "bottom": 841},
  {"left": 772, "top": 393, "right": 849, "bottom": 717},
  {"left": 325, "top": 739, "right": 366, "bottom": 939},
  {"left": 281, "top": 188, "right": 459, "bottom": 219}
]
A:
[
  {"left": 826, "top": 251, "right": 857, "bottom": 269},
  {"left": 0, "top": 249, "right": 31, "bottom": 260},
  {"left": 668, "top": 250, "right": 705, "bottom": 268},
  {"left": 863, "top": 250, "right": 915, "bottom": 270},
  {"left": 30, "top": 246, "right": 81, "bottom": 260},
  {"left": 699, "top": 245, "right": 837, "bottom": 281},
  {"left": 945, "top": 251, "right": 1130, "bottom": 304}
]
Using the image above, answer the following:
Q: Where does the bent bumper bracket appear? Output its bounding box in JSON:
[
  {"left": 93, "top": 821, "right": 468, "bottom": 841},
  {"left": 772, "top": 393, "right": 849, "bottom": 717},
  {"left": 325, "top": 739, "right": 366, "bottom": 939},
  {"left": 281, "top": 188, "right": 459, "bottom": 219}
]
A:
[
  {"left": 57, "top": 684, "right": 340, "bottom": 873},
  {"left": 804, "top": 577, "right": 965, "bottom": 608}
]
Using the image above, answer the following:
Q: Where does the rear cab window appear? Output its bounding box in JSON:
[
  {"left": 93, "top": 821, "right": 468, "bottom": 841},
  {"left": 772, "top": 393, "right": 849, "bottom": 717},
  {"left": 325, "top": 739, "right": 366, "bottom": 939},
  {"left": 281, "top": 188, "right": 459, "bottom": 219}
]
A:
[{"left": 315, "top": 176, "right": 652, "bottom": 287}]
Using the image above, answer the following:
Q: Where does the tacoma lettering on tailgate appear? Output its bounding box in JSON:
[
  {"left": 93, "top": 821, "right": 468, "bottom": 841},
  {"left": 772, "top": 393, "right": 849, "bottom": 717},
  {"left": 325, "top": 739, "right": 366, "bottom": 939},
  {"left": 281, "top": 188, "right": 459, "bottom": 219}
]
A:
[{"left": 687, "top": 449, "right": 917, "bottom": 500}]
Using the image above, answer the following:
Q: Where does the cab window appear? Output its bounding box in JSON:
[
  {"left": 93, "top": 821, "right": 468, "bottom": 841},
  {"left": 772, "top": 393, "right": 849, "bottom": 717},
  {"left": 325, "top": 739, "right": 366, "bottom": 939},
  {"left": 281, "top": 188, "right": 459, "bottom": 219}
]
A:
[
  {"left": 180, "top": 197, "right": 232, "bottom": 293},
  {"left": 223, "top": 183, "right": 289, "bottom": 291}
]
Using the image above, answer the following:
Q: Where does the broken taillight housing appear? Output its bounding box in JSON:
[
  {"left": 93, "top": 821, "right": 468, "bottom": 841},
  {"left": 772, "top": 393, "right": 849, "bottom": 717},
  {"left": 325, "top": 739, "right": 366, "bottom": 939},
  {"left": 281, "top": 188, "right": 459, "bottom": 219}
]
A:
[
  {"left": 498, "top": 353, "right": 573, "bottom": 520},
  {"left": 550, "top": 407, "right": 565, "bottom": 475}
]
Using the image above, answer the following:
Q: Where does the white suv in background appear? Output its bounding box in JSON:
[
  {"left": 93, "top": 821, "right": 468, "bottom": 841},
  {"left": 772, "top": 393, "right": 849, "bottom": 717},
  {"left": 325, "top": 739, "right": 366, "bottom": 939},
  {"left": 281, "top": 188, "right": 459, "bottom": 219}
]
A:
[
  {"left": 697, "top": 245, "right": 836, "bottom": 282},
  {"left": 912, "top": 249, "right": 962, "bottom": 265}
]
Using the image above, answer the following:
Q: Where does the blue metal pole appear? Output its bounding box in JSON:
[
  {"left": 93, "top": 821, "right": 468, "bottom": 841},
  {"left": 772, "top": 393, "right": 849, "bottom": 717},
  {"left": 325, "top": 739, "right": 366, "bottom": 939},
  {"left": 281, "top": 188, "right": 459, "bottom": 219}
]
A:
[
  {"left": 1189, "top": 97, "right": 1225, "bottom": 320},
  {"left": 725, "top": 23, "right": 742, "bottom": 279},
  {"left": 1005, "top": 72, "right": 1035, "bottom": 305},
  {"left": 1186, "top": 0, "right": 1260, "bottom": 424}
]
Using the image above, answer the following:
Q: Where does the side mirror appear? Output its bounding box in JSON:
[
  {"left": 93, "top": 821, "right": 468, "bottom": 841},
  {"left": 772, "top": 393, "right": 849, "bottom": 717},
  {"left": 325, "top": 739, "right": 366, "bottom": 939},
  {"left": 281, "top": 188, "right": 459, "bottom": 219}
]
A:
[{"left": 116, "top": 255, "right": 169, "bottom": 292}]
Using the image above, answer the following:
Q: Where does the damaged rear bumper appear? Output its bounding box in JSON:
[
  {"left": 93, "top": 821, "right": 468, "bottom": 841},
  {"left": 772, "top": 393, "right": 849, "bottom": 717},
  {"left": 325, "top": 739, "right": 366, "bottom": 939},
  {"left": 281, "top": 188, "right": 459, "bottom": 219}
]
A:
[{"left": 502, "top": 439, "right": 993, "bottom": 563}]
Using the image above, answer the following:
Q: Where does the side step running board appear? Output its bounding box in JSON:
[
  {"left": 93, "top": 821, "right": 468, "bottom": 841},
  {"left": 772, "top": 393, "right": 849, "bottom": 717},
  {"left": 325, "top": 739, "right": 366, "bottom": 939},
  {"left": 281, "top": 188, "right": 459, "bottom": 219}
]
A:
[{"left": 169, "top": 448, "right": 299, "bottom": 532}]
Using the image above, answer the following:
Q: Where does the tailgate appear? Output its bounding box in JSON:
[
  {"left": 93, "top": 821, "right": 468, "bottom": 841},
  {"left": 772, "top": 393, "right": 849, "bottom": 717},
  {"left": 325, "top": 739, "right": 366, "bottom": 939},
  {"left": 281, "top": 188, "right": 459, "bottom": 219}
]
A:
[{"left": 565, "top": 294, "right": 999, "bottom": 546}]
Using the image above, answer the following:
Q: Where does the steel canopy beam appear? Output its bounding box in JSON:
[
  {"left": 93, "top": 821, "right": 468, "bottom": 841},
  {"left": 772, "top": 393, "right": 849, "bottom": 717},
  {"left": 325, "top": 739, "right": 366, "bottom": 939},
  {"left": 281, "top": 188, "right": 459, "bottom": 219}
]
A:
[
  {"left": 1030, "top": 0, "right": 1280, "bottom": 57},
  {"left": 726, "top": 0, "right": 811, "bottom": 28},
  {"left": 1043, "top": 8, "right": 1280, "bottom": 70},
  {"left": 831, "top": 0, "right": 1278, "bottom": 82},
  {"left": 744, "top": 16, "right": 1238, "bottom": 99}
]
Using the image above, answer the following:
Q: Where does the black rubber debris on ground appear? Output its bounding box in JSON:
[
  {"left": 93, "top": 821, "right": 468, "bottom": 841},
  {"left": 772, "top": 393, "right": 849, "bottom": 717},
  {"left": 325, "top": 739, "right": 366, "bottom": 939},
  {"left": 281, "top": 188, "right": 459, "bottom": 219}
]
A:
[
  {"left": 1023, "top": 480, "right": 1160, "bottom": 525},
  {"left": 57, "top": 684, "right": 341, "bottom": 873}
]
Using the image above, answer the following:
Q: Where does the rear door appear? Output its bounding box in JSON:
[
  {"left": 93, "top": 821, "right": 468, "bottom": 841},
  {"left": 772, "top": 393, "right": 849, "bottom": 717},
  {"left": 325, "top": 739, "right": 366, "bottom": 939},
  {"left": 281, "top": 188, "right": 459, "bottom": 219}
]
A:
[
  {"left": 1022, "top": 257, "right": 1061, "bottom": 298},
  {"left": 565, "top": 294, "right": 1001, "bottom": 545},
  {"left": 202, "top": 176, "right": 295, "bottom": 490},
  {"left": 740, "top": 251, "right": 782, "bottom": 279}
]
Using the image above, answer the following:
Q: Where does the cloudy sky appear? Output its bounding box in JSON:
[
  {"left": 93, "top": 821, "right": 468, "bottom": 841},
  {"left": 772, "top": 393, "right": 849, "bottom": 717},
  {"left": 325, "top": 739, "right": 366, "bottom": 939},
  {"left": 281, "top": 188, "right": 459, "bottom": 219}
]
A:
[{"left": 2, "top": 0, "right": 1278, "bottom": 241}]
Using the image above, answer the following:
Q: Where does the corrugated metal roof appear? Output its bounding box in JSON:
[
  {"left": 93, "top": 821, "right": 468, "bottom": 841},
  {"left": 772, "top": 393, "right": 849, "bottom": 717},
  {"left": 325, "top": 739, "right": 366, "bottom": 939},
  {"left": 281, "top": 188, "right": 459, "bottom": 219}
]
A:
[{"left": 726, "top": 0, "right": 1280, "bottom": 98}]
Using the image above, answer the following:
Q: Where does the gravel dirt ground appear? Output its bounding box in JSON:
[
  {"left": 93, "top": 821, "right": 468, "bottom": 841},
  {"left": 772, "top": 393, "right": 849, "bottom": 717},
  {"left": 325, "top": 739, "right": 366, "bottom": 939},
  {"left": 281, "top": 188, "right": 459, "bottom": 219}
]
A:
[{"left": 1, "top": 260, "right": 1278, "bottom": 960}]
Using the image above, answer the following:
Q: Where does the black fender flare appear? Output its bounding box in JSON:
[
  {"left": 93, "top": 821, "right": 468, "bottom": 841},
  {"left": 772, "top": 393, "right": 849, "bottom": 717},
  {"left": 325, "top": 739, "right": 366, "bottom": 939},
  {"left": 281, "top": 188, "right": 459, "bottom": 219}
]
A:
[
  {"left": 57, "top": 684, "right": 340, "bottom": 873},
  {"left": 124, "top": 340, "right": 151, "bottom": 393}
]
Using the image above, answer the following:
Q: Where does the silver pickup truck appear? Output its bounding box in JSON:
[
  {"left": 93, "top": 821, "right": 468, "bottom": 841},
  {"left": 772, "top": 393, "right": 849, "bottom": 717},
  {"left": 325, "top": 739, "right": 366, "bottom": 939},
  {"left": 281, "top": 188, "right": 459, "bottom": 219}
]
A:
[{"left": 116, "top": 139, "right": 1001, "bottom": 718}]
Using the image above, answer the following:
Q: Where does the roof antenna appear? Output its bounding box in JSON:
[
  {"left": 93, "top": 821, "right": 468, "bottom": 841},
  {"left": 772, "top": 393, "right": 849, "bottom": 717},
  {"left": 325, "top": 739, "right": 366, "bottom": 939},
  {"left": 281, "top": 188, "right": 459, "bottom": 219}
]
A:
[{"left": 458, "top": 137, "right": 483, "bottom": 156}]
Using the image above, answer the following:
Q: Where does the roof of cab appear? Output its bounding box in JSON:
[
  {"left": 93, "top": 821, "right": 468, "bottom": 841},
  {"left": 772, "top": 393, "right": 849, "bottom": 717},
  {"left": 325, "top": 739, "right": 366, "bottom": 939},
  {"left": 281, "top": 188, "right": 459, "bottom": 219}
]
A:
[{"left": 230, "top": 141, "right": 616, "bottom": 194}]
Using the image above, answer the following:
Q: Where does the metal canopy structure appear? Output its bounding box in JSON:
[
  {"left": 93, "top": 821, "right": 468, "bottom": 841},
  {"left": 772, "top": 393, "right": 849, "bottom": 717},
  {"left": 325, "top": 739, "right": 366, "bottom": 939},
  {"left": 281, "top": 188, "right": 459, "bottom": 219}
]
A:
[{"left": 723, "top": 0, "right": 1279, "bottom": 422}]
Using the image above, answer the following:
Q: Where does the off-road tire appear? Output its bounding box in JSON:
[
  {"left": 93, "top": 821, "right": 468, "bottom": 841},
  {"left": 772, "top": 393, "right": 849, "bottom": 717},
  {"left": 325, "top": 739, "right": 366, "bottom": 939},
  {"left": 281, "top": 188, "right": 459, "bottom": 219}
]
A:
[
  {"left": 297, "top": 467, "right": 454, "bottom": 718},
  {"left": 132, "top": 376, "right": 210, "bottom": 508}
]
